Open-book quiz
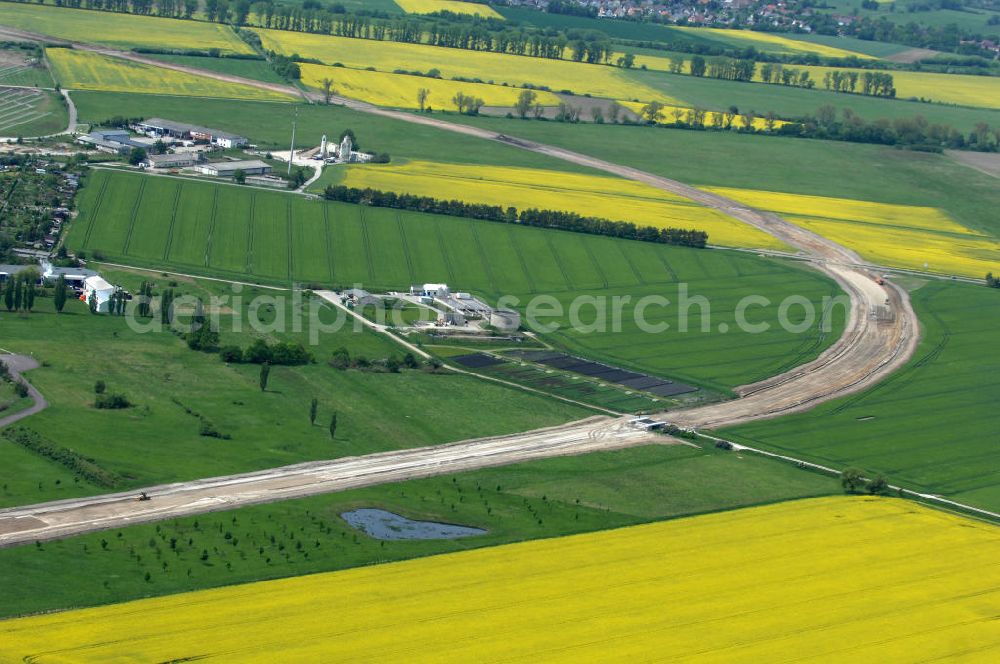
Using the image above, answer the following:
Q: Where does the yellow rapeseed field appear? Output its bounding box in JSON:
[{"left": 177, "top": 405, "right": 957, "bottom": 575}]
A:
[
  {"left": 799, "top": 66, "right": 1000, "bottom": 110},
  {"left": 336, "top": 160, "right": 783, "bottom": 249},
  {"left": 394, "top": 0, "right": 504, "bottom": 19},
  {"left": 670, "top": 26, "right": 875, "bottom": 59},
  {"left": 299, "top": 63, "right": 561, "bottom": 109},
  {"left": 707, "top": 186, "right": 1000, "bottom": 277},
  {"left": 619, "top": 100, "right": 790, "bottom": 131},
  {"left": 46, "top": 49, "right": 295, "bottom": 102},
  {"left": 0, "top": 3, "right": 254, "bottom": 55},
  {"left": 3, "top": 497, "right": 999, "bottom": 662},
  {"left": 254, "top": 29, "right": 674, "bottom": 103}
]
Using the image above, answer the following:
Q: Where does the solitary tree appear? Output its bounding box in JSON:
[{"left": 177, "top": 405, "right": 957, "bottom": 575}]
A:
[
  {"left": 88, "top": 290, "right": 98, "bottom": 314},
  {"left": 416, "top": 87, "right": 430, "bottom": 112},
  {"left": 233, "top": 168, "right": 246, "bottom": 185},
  {"left": 640, "top": 100, "right": 664, "bottom": 124},
  {"left": 95, "top": 380, "right": 106, "bottom": 395},
  {"left": 329, "top": 412, "right": 338, "bottom": 439},
  {"left": 259, "top": 363, "right": 270, "bottom": 392},
  {"left": 867, "top": 474, "right": 889, "bottom": 495},
  {"left": 841, "top": 467, "right": 866, "bottom": 493},
  {"left": 309, "top": 397, "right": 318, "bottom": 425},
  {"left": 53, "top": 275, "right": 67, "bottom": 313},
  {"left": 321, "top": 78, "right": 335, "bottom": 105},
  {"left": 514, "top": 89, "right": 536, "bottom": 119},
  {"left": 128, "top": 147, "right": 147, "bottom": 166}
]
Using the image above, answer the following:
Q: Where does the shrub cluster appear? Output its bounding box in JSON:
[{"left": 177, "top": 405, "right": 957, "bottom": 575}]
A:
[
  {"left": 1, "top": 426, "right": 121, "bottom": 488},
  {"left": 221, "top": 339, "right": 313, "bottom": 366}
]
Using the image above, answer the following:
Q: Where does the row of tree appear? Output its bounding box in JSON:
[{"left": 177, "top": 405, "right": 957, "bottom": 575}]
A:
[
  {"left": 2, "top": 272, "right": 37, "bottom": 313},
  {"left": 322, "top": 185, "right": 708, "bottom": 248},
  {"left": 822, "top": 70, "right": 896, "bottom": 98}
]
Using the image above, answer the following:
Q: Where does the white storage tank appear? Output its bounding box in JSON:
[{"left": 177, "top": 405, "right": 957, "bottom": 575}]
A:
[{"left": 489, "top": 308, "right": 521, "bottom": 332}]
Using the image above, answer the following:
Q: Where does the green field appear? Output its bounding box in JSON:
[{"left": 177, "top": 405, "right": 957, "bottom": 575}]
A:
[
  {"left": 625, "top": 67, "right": 1000, "bottom": 133},
  {"left": 0, "top": 3, "right": 254, "bottom": 55},
  {"left": 0, "top": 273, "right": 587, "bottom": 507},
  {"left": 0, "top": 60, "right": 54, "bottom": 88},
  {"left": 450, "top": 114, "right": 1000, "bottom": 242},
  {"left": 67, "top": 169, "right": 845, "bottom": 393},
  {"left": 142, "top": 54, "right": 287, "bottom": 86},
  {"left": 0, "top": 442, "right": 838, "bottom": 619},
  {"left": 724, "top": 280, "right": 1000, "bottom": 513}
]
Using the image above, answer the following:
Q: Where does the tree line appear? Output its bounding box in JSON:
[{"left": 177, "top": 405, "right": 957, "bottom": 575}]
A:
[{"left": 322, "top": 185, "right": 708, "bottom": 248}]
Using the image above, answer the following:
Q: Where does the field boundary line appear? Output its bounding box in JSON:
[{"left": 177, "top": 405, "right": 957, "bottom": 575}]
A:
[
  {"left": 81, "top": 170, "right": 110, "bottom": 249},
  {"left": 323, "top": 202, "right": 334, "bottom": 282},
  {"left": 652, "top": 247, "right": 679, "bottom": 282},
  {"left": 359, "top": 207, "right": 376, "bottom": 283},
  {"left": 98, "top": 260, "right": 286, "bottom": 291},
  {"left": 245, "top": 192, "right": 256, "bottom": 274},
  {"left": 507, "top": 226, "right": 538, "bottom": 294},
  {"left": 545, "top": 231, "right": 575, "bottom": 291},
  {"left": 693, "top": 431, "right": 1000, "bottom": 524},
  {"left": 615, "top": 239, "right": 647, "bottom": 286},
  {"left": 285, "top": 196, "right": 293, "bottom": 280},
  {"left": 396, "top": 211, "right": 416, "bottom": 284},
  {"left": 204, "top": 186, "right": 220, "bottom": 267},
  {"left": 433, "top": 219, "right": 457, "bottom": 285},
  {"left": 160, "top": 181, "right": 182, "bottom": 262},
  {"left": 120, "top": 177, "right": 146, "bottom": 255},
  {"left": 582, "top": 238, "right": 609, "bottom": 289},
  {"left": 470, "top": 221, "right": 498, "bottom": 295}
]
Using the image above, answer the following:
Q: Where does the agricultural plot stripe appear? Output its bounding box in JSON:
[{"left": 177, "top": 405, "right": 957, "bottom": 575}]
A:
[
  {"left": 545, "top": 232, "right": 575, "bottom": 291},
  {"left": 323, "top": 203, "right": 335, "bottom": 282},
  {"left": 245, "top": 193, "right": 256, "bottom": 274},
  {"left": 121, "top": 178, "right": 146, "bottom": 255},
  {"left": 81, "top": 172, "right": 110, "bottom": 249},
  {"left": 434, "top": 221, "right": 457, "bottom": 284},
  {"left": 160, "top": 183, "right": 181, "bottom": 262},
  {"left": 582, "top": 240, "right": 609, "bottom": 289},
  {"left": 396, "top": 212, "right": 416, "bottom": 284},
  {"left": 358, "top": 207, "right": 375, "bottom": 282},
  {"left": 286, "top": 198, "right": 293, "bottom": 280},
  {"left": 470, "top": 223, "right": 498, "bottom": 295}
]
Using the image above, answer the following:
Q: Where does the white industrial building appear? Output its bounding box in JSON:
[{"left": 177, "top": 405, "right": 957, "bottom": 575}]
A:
[
  {"left": 82, "top": 276, "right": 116, "bottom": 313},
  {"left": 198, "top": 159, "right": 272, "bottom": 177},
  {"left": 142, "top": 152, "right": 201, "bottom": 169}
]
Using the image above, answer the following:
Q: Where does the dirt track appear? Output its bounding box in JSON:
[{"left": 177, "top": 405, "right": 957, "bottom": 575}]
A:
[{"left": 0, "top": 40, "right": 920, "bottom": 545}]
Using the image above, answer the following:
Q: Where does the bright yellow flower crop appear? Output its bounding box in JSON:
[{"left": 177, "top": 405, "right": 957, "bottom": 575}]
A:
[
  {"left": 299, "top": 63, "right": 560, "bottom": 109},
  {"left": 707, "top": 186, "right": 1000, "bottom": 277},
  {"left": 394, "top": 0, "right": 504, "bottom": 19},
  {"left": 2, "top": 497, "right": 998, "bottom": 662},
  {"left": 337, "top": 160, "right": 785, "bottom": 249}
]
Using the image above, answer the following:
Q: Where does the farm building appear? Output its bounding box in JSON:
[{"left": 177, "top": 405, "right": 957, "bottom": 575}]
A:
[
  {"left": 81, "top": 276, "right": 116, "bottom": 313},
  {"left": 411, "top": 283, "right": 450, "bottom": 298},
  {"left": 40, "top": 261, "right": 98, "bottom": 287},
  {"left": 75, "top": 129, "right": 148, "bottom": 155},
  {"left": 134, "top": 118, "right": 247, "bottom": 148},
  {"left": 141, "top": 153, "right": 201, "bottom": 169},
  {"left": 0, "top": 264, "right": 31, "bottom": 283},
  {"left": 198, "top": 160, "right": 271, "bottom": 177},
  {"left": 246, "top": 175, "right": 287, "bottom": 188}
]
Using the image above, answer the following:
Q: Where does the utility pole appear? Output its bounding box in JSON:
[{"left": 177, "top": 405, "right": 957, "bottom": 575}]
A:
[{"left": 288, "top": 105, "right": 298, "bottom": 176}]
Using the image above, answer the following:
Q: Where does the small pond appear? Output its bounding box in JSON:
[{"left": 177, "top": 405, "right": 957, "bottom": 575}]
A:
[{"left": 341, "top": 508, "right": 487, "bottom": 541}]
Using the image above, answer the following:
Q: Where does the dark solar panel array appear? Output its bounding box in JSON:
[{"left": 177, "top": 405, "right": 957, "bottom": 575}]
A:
[
  {"left": 508, "top": 351, "right": 698, "bottom": 397},
  {"left": 452, "top": 353, "right": 506, "bottom": 368}
]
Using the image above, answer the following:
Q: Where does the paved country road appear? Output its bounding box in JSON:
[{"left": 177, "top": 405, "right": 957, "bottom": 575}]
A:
[
  {"left": 0, "top": 354, "right": 47, "bottom": 428},
  {"left": 0, "top": 35, "right": 925, "bottom": 544}
]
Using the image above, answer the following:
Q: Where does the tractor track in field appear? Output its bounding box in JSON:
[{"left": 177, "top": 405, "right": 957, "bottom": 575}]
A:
[{"left": 0, "top": 37, "right": 925, "bottom": 544}]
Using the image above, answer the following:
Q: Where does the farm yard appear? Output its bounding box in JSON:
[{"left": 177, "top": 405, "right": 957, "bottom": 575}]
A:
[
  {"left": 67, "top": 169, "right": 844, "bottom": 392},
  {"left": 0, "top": 3, "right": 254, "bottom": 55},
  {"left": 0, "top": 86, "right": 65, "bottom": 137},
  {"left": 299, "top": 63, "right": 562, "bottom": 110},
  {"left": 45, "top": 49, "right": 295, "bottom": 102},
  {"left": 3, "top": 497, "right": 998, "bottom": 661},
  {"left": 320, "top": 160, "right": 783, "bottom": 249}
]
